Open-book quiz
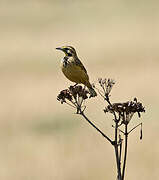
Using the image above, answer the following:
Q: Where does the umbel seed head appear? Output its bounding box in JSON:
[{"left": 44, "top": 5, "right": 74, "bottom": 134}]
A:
[
  {"left": 104, "top": 98, "right": 145, "bottom": 123},
  {"left": 57, "top": 85, "right": 89, "bottom": 104}
]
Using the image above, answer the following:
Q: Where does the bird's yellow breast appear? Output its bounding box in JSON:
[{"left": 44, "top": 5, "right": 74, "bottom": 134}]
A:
[{"left": 60, "top": 58, "right": 90, "bottom": 86}]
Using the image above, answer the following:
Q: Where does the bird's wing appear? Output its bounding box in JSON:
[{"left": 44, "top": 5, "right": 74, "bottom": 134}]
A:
[{"left": 75, "top": 58, "right": 87, "bottom": 74}]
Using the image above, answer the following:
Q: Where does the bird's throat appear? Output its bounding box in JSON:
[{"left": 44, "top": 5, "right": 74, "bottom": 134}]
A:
[{"left": 63, "top": 56, "right": 68, "bottom": 67}]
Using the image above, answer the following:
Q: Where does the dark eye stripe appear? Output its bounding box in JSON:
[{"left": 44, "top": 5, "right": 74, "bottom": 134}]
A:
[
  {"left": 64, "top": 47, "right": 73, "bottom": 56},
  {"left": 67, "top": 52, "right": 72, "bottom": 56}
]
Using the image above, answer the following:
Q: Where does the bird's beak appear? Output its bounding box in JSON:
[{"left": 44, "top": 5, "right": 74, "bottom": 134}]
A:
[{"left": 56, "top": 47, "right": 63, "bottom": 51}]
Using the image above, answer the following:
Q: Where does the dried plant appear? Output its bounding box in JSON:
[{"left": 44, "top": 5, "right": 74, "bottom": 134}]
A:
[{"left": 57, "top": 78, "right": 145, "bottom": 180}]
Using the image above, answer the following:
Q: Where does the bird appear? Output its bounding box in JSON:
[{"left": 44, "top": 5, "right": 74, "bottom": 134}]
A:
[{"left": 56, "top": 46, "right": 97, "bottom": 97}]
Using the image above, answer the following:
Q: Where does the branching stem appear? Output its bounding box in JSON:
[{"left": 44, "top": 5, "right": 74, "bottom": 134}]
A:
[
  {"left": 57, "top": 81, "right": 145, "bottom": 180},
  {"left": 79, "top": 110, "right": 113, "bottom": 145},
  {"left": 128, "top": 123, "right": 142, "bottom": 134}
]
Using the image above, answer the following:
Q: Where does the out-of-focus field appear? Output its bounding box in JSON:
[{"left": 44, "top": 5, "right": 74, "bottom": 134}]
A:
[{"left": 0, "top": 0, "right": 159, "bottom": 179}]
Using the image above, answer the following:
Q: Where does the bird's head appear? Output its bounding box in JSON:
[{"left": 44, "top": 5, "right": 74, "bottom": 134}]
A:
[{"left": 56, "top": 46, "right": 77, "bottom": 57}]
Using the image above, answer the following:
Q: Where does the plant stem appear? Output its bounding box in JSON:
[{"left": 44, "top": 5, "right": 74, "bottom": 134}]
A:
[
  {"left": 119, "top": 136, "right": 122, "bottom": 164},
  {"left": 114, "top": 121, "right": 122, "bottom": 180},
  {"left": 105, "top": 96, "right": 122, "bottom": 179},
  {"left": 128, "top": 123, "right": 142, "bottom": 135},
  {"left": 122, "top": 124, "right": 128, "bottom": 180},
  {"left": 79, "top": 110, "right": 113, "bottom": 145}
]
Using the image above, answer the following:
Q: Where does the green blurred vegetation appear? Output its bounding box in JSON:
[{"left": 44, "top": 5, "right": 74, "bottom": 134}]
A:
[{"left": 30, "top": 115, "right": 81, "bottom": 135}]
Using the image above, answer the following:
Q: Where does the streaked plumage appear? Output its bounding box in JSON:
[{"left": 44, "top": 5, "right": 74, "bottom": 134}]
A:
[{"left": 56, "top": 46, "right": 97, "bottom": 97}]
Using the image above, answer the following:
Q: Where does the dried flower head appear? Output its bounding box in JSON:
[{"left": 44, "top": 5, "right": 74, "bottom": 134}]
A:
[
  {"left": 57, "top": 89, "right": 72, "bottom": 104},
  {"left": 57, "top": 85, "right": 90, "bottom": 112},
  {"left": 98, "top": 78, "right": 115, "bottom": 97},
  {"left": 69, "top": 85, "right": 89, "bottom": 100},
  {"left": 104, "top": 98, "right": 145, "bottom": 123}
]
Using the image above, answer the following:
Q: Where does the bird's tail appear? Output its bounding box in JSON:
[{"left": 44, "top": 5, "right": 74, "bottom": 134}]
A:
[{"left": 88, "top": 87, "right": 97, "bottom": 97}]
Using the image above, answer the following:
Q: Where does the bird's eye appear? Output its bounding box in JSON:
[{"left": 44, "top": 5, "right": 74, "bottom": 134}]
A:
[{"left": 65, "top": 49, "right": 72, "bottom": 56}]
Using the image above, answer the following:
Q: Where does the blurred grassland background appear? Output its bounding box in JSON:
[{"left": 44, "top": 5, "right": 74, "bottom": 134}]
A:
[{"left": 0, "top": 0, "right": 159, "bottom": 179}]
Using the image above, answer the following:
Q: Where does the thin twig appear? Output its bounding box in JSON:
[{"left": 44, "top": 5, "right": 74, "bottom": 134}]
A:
[
  {"left": 79, "top": 110, "right": 113, "bottom": 145},
  {"left": 101, "top": 84, "right": 106, "bottom": 94},
  {"left": 128, "top": 123, "right": 142, "bottom": 134},
  {"left": 65, "top": 102, "right": 76, "bottom": 108},
  {"left": 106, "top": 96, "right": 118, "bottom": 122},
  {"left": 112, "top": 125, "right": 125, "bottom": 135},
  {"left": 71, "top": 100, "right": 78, "bottom": 108},
  {"left": 95, "top": 87, "right": 105, "bottom": 99}
]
